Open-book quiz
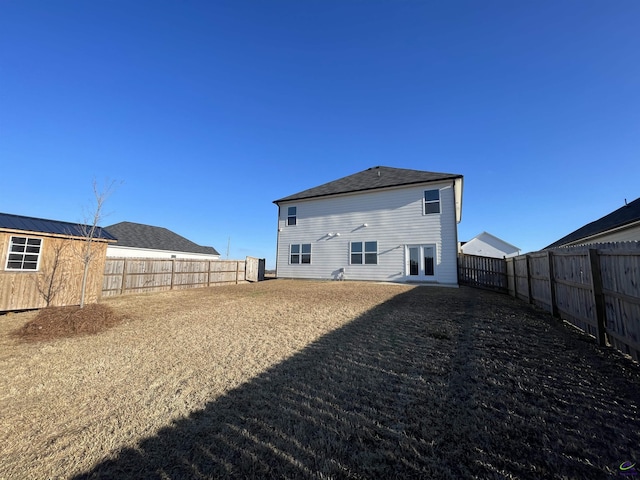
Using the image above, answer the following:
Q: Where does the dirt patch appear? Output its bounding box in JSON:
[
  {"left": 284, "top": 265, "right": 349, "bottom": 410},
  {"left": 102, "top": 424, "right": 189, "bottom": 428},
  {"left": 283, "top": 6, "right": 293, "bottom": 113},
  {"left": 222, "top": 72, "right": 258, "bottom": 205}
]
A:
[
  {"left": 13, "top": 303, "right": 125, "bottom": 342},
  {"left": 1, "top": 280, "right": 639, "bottom": 479}
]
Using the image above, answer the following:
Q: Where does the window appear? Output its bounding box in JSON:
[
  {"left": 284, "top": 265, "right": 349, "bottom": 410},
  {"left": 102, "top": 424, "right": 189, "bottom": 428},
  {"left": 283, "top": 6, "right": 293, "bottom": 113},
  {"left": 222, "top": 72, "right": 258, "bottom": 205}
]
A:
[
  {"left": 287, "top": 206, "right": 297, "bottom": 226},
  {"left": 424, "top": 189, "right": 440, "bottom": 214},
  {"left": 351, "top": 241, "right": 377, "bottom": 265},
  {"left": 6, "top": 236, "right": 42, "bottom": 271},
  {"left": 290, "top": 243, "right": 311, "bottom": 264}
]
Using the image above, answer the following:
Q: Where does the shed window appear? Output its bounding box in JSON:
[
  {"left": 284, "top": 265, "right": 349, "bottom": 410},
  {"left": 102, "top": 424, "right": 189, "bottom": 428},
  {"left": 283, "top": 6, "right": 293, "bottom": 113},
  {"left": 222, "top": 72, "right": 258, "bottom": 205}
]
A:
[
  {"left": 6, "top": 236, "right": 42, "bottom": 271},
  {"left": 351, "top": 241, "right": 377, "bottom": 265},
  {"left": 424, "top": 189, "right": 440, "bottom": 214},
  {"left": 290, "top": 243, "right": 311, "bottom": 264},
  {"left": 287, "top": 207, "right": 297, "bottom": 226}
]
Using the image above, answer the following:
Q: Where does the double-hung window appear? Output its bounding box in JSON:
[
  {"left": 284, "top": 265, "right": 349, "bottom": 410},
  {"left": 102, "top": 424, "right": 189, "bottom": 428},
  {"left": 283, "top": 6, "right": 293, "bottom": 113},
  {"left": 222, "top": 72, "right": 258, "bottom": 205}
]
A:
[
  {"left": 6, "top": 236, "right": 42, "bottom": 271},
  {"left": 351, "top": 241, "right": 377, "bottom": 265},
  {"left": 287, "top": 207, "right": 297, "bottom": 226},
  {"left": 290, "top": 243, "right": 311, "bottom": 264},
  {"left": 424, "top": 189, "right": 440, "bottom": 214}
]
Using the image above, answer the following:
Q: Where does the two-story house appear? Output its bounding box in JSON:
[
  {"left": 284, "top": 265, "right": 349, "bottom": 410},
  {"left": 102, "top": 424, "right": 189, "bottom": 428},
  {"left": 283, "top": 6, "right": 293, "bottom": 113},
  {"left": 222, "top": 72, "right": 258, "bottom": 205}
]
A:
[{"left": 273, "top": 166, "right": 463, "bottom": 284}]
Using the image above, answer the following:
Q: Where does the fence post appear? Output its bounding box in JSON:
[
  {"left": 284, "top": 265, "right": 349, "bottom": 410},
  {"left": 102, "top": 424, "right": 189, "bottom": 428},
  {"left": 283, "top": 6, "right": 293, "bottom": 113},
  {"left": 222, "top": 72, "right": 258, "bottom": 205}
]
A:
[
  {"left": 207, "top": 260, "right": 211, "bottom": 287},
  {"left": 525, "top": 255, "right": 532, "bottom": 304},
  {"left": 588, "top": 249, "right": 607, "bottom": 347},
  {"left": 236, "top": 261, "right": 240, "bottom": 284},
  {"left": 120, "top": 258, "right": 128, "bottom": 295},
  {"left": 547, "top": 250, "right": 558, "bottom": 317},
  {"left": 170, "top": 259, "right": 175, "bottom": 290},
  {"left": 509, "top": 258, "right": 517, "bottom": 298}
]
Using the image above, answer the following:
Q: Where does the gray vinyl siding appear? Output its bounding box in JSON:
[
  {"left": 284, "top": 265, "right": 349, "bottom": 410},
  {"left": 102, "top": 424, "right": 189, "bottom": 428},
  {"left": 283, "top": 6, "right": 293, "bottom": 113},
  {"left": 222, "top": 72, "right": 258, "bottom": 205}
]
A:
[{"left": 276, "top": 181, "right": 459, "bottom": 284}]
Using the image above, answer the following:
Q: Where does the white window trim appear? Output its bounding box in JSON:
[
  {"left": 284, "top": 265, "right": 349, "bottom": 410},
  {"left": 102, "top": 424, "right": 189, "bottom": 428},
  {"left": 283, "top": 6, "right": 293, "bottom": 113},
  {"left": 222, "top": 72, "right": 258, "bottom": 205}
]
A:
[
  {"left": 423, "top": 189, "right": 441, "bottom": 215},
  {"left": 5, "top": 235, "right": 44, "bottom": 272},
  {"left": 350, "top": 241, "right": 378, "bottom": 265},
  {"left": 289, "top": 243, "right": 311, "bottom": 265},
  {"left": 287, "top": 206, "right": 297, "bottom": 226},
  {"left": 406, "top": 244, "right": 437, "bottom": 278}
]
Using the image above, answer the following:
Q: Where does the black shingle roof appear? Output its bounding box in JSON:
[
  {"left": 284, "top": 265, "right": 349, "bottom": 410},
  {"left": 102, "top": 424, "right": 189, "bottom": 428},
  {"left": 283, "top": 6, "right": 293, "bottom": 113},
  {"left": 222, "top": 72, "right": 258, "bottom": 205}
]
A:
[
  {"left": 273, "top": 166, "right": 462, "bottom": 203},
  {"left": 545, "top": 197, "right": 640, "bottom": 249},
  {"left": 104, "top": 222, "right": 219, "bottom": 255},
  {"left": 0, "top": 212, "right": 116, "bottom": 240}
]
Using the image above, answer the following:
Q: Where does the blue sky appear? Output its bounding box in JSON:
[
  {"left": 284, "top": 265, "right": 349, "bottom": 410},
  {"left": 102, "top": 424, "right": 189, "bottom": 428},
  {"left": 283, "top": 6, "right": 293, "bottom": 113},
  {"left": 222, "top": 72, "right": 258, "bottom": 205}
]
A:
[{"left": 2, "top": 1, "right": 639, "bottom": 269}]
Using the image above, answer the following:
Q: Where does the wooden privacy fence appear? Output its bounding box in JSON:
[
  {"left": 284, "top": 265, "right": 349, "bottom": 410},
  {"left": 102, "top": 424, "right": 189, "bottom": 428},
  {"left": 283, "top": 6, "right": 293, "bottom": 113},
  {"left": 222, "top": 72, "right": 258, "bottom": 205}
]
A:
[
  {"left": 102, "top": 256, "right": 265, "bottom": 297},
  {"left": 459, "top": 242, "right": 640, "bottom": 361},
  {"left": 458, "top": 254, "right": 508, "bottom": 292}
]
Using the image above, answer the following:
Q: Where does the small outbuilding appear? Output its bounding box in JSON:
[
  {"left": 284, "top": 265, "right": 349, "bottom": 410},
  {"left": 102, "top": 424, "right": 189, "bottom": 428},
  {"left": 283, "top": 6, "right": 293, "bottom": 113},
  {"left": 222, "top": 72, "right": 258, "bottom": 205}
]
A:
[
  {"left": 0, "top": 212, "right": 116, "bottom": 311},
  {"left": 460, "top": 231, "right": 520, "bottom": 258}
]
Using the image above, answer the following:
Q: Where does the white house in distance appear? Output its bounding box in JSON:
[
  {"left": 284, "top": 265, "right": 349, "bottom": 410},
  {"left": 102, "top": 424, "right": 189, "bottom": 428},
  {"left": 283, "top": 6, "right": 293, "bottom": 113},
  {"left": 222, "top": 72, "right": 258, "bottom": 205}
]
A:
[
  {"left": 460, "top": 231, "right": 520, "bottom": 258},
  {"left": 273, "top": 166, "right": 463, "bottom": 284},
  {"left": 104, "top": 222, "right": 220, "bottom": 260}
]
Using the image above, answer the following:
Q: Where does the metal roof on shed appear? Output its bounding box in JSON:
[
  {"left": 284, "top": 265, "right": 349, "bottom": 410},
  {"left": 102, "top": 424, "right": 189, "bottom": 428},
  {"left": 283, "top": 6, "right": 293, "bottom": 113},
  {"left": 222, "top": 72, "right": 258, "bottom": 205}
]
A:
[{"left": 0, "top": 212, "right": 116, "bottom": 240}]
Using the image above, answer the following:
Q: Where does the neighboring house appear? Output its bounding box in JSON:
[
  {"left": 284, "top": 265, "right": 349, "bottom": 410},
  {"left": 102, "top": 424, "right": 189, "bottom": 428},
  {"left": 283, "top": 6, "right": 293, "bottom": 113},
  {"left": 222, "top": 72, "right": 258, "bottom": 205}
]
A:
[
  {"left": 273, "top": 166, "right": 463, "bottom": 284},
  {"left": 460, "top": 231, "right": 520, "bottom": 258},
  {"left": 0, "top": 212, "right": 116, "bottom": 311},
  {"left": 104, "top": 221, "right": 220, "bottom": 259},
  {"left": 545, "top": 197, "right": 640, "bottom": 249}
]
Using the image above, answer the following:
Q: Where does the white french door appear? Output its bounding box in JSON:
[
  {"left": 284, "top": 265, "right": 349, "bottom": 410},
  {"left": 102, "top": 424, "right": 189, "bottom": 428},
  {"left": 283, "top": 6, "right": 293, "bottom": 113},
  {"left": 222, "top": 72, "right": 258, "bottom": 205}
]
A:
[{"left": 406, "top": 245, "right": 436, "bottom": 279}]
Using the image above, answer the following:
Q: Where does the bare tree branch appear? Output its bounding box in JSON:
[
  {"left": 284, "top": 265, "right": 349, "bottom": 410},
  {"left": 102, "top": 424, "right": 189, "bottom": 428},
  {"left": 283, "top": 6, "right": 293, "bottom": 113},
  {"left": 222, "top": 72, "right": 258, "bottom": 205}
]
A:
[
  {"left": 78, "top": 179, "right": 120, "bottom": 308},
  {"left": 32, "top": 239, "right": 69, "bottom": 307}
]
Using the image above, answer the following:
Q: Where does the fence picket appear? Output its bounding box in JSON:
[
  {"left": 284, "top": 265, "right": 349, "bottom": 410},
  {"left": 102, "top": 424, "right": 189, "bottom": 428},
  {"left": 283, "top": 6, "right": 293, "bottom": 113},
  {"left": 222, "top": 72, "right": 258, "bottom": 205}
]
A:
[
  {"left": 458, "top": 241, "right": 640, "bottom": 361},
  {"left": 102, "top": 257, "right": 264, "bottom": 297}
]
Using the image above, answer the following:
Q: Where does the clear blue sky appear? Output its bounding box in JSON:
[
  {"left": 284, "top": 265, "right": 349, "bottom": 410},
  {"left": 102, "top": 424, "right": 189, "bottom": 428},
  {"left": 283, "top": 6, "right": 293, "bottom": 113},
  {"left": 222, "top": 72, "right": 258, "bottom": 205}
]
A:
[{"left": 2, "top": 1, "right": 639, "bottom": 269}]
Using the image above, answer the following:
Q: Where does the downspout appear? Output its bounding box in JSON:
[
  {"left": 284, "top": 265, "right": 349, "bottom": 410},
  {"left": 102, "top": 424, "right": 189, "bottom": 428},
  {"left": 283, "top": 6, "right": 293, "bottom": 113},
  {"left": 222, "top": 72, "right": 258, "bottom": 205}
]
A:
[
  {"left": 275, "top": 203, "right": 280, "bottom": 277},
  {"left": 453, "top": 178, "right": 462, "bottom": 286}
]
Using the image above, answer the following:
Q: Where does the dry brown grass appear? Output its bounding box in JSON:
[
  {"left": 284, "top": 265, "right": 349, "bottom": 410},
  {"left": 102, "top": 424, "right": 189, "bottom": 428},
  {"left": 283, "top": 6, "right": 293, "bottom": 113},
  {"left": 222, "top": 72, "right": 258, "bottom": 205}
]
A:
[{"left": 1, "top": 280, "right": 639, "bottom": 479}]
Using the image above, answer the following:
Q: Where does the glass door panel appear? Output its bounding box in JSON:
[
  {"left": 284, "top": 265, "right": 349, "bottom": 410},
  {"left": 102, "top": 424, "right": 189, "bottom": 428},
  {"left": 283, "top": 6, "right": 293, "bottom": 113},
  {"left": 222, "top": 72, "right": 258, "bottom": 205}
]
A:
[
  {"left": 407, "top": 245, "right": 436, "bottom": 278},
  {"left": 409, "top": 247, "right": 420, "bottom": 276}
]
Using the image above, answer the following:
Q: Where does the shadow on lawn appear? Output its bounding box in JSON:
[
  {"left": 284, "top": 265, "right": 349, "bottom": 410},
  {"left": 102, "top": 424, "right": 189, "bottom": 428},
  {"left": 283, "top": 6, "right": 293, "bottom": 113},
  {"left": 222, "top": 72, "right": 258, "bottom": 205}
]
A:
[{"left": 75, "top": 287, "right": 640, "bottom": 479}]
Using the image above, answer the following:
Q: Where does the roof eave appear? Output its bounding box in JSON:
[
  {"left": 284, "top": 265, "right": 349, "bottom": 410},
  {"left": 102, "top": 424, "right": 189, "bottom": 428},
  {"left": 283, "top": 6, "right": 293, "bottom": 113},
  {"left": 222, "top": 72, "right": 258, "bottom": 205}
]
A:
[
  {"left": 551, "top": 218, "right": 640, "bottom": 248},
  {"left": 273, "top": 175, "right": 463, "bottom": 204},
  {"left": 0, "top": 227, "right": 116, "bottom": 242}
]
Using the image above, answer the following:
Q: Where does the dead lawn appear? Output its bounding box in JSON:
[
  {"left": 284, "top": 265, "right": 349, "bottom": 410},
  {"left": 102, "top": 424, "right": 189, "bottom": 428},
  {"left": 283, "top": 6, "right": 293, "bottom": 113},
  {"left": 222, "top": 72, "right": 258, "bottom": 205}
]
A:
[{"left": 1, "top": 280, "right": 639, "bottom": 479}]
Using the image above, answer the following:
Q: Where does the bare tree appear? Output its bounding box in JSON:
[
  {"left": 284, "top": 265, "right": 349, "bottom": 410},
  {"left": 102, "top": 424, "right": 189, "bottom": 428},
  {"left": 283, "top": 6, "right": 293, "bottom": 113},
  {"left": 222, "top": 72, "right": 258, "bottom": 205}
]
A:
[
  {"left": 33, "top": 239, "right": 69, "bottom": 307},
  {"left": 77, "top": 179, "right": 119, "bottom": 308}
]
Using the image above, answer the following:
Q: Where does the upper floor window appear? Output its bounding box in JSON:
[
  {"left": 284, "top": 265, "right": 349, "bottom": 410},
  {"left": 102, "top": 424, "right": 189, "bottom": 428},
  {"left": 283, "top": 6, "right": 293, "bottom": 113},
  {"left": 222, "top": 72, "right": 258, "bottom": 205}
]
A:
[
  {"left": 287, "top": 206, "right": 297, "bottom": 226},
  {"left": 290, "top": 243, "right": 311, "bottom": 264},
  {"left": 6, "top": 236, "right": 42, "bottom": 271},
  {"left": 424, "top": 189, "right": 440, "bottom": 214},
  {"left": 351, "top": 241, "right": 377, "bottom": 265}
]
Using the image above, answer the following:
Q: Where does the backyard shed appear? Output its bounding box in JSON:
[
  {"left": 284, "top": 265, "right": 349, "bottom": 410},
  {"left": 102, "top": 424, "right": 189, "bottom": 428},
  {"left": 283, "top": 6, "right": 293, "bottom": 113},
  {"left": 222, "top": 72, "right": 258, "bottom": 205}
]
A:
[{"left": 0, "top": 213, "right": 116, "bottom": 311}]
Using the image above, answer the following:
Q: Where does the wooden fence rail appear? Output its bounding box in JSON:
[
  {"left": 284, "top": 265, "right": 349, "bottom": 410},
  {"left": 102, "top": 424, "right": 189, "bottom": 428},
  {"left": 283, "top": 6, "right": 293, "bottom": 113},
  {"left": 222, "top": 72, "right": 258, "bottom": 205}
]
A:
[
  {"left": 102, "top": 256, "right": 264, "bottom": 297},
  {"left": 459, "top": 242, "right": 640, "bottom": 361}
]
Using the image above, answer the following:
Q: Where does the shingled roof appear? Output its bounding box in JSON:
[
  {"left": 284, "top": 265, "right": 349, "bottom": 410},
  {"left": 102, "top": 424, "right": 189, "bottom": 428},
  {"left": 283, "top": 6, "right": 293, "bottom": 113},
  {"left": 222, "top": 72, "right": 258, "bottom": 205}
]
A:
[
  {"left": 545, "top": 197, "right": 640, "bottom": 249},
  {"left": 0, "top": 212, "right": 116, "bottom": 240},
  {"left": 104, "top": 222, "right": 219, "bottom": 255},
  {"left": 273, "top": 166, "right": 463, "bottom": 203}
]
